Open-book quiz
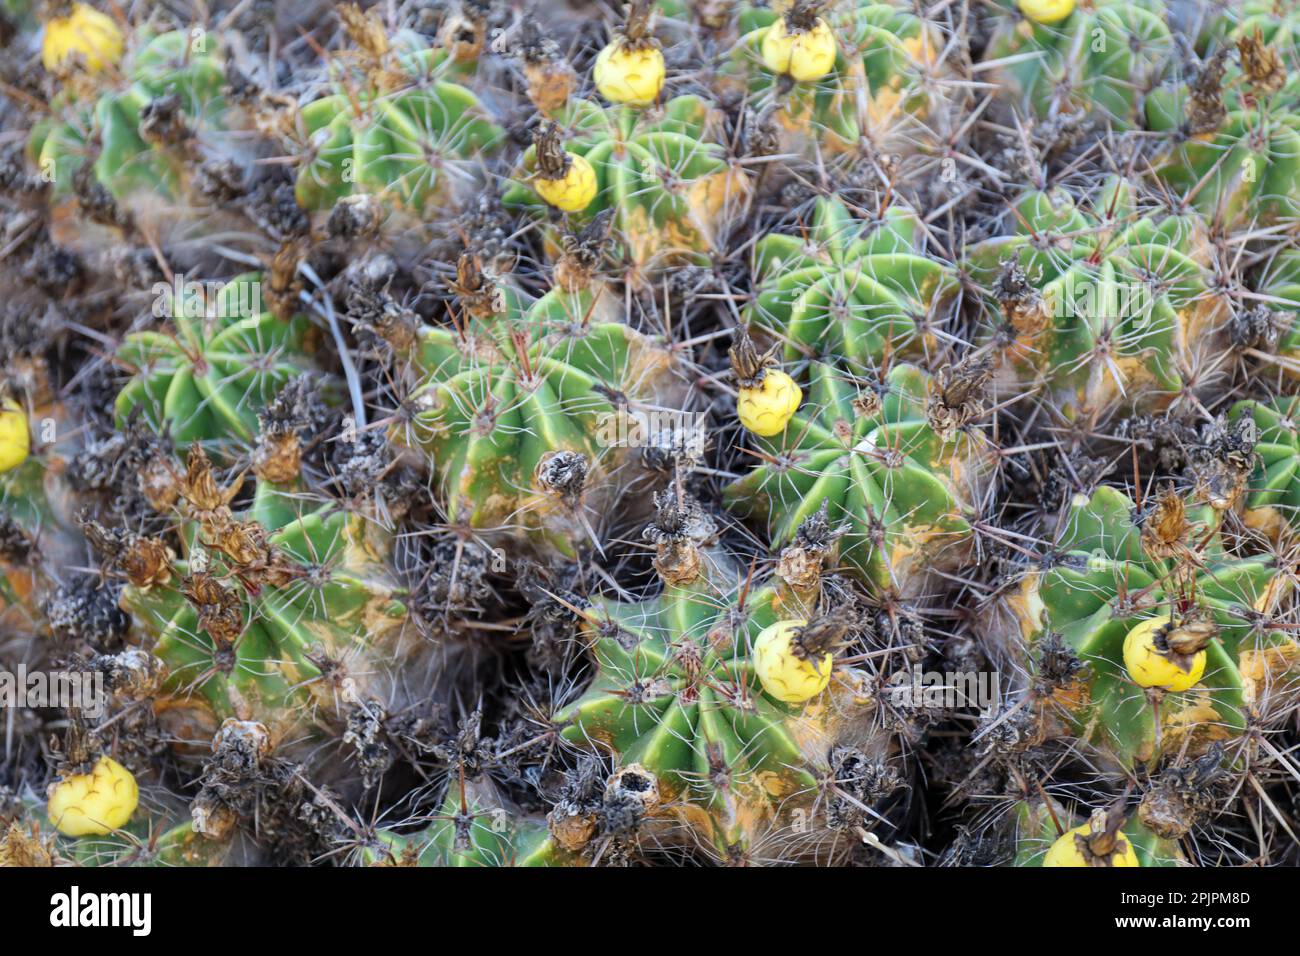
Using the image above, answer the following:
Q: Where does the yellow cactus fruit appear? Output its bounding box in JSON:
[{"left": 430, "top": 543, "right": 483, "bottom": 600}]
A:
[
  {"left": 1043, "top": 821, "right": 1140, "bottom": 867},
  {"left": 0, "top": 398, "right": 29, "bottom": 474},
  {"left": 42, "top": 3, "right": 124, "bottom": 75},
  {"left": 1017, "top": 0, "right": 1076, "bottom": 25},
  {"left": 535, "top": 154, "right": 597, "bottom": 212},
  {"left": 47, "top": 756, "right": 139, "bottom": 837},
  {"left": 594, "top": 42, "right": 665, "bottom": 106},
  {"left": 1122, "top": 615, "right": 1209, "bottom": 692},
  {"left": 533, "top": 121, "right": 598, "bottom": 213},
  {"left": 753, "top": 618, "right": 834, "bottom": 703},
  {"left": 760, "top": 16, "right": 837, "bottom": 83},
  {"left": 737, "top": 369, "right": 802, "bottom": 437}
]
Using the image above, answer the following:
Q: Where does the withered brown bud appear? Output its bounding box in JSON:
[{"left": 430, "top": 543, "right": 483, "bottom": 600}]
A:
[
  {"left": 139, "top": 455, "right": 180, "bottom": 512},
  {"left": 653, "top": 537, "right": 702, "bottom": 585},
  {"left": 728, "top": 325, "right": 777, "bottom": 388},
  {"left": 992, "top": 259, "right": 1051, "bottom": 338},
  {"left": 1237, "top": 28, "right": 1286, "bottom": 96},
  {"left": 534, "top": 122, "right": 573, "bottom": 181},
  {"left": 122, "top": 536, "right": 174, "bottom": 590},
  {"left": 253, "top": 430, "right": 302, "bottom": 485},
  {"left": 182, "top": 572, "right": 245, "bottom": 646},
  {"left": 1139, "top": 484, "right": 1187, "bottom": 560},
  {"left": 337, "top": 2, "right": 390, "bottom": 60},
  {"left": 448, "top": 253, "right": 505, "bottom": 319}
]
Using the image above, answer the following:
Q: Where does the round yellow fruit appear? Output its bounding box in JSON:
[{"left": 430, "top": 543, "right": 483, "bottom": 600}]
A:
[
  {"left": 760, "top": 17, "right": 837, "bottom": 82},
  {"left": 593, "top": 42, "right": 665, "bottom": 106},
  {"left": 535, "top": 154, "right": 598, "bottom": 212},
  {"left": 1043, "top": 823, "right": 1140, "bottom": 867},
  {"left": 0, "top": 398, "right": 29, "bottom": 473},
  {"left": 737, "top": 369, "right": 802, "bottom": 436},
  {"left": 47, "top": 756, "right": 139, "bottom": 837},
  {"left": 753, "top": 618, "right": 833, "bottom": 703},
  {"left": 42, "top": 2, "right": 124, "bottom": 74},
  {"left": 1017, "top": 0, "right": 1076, "bottom": 25},
  {"left": 1122, "top": 615, "right": 1206, "bottom": 692}
]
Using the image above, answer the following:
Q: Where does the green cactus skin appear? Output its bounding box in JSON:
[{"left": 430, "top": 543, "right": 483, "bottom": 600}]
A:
[
  {"left": 120, "top": 479, "right": 409, "bottom": 740},
  {"left": 398, "top": 281, "right": 681, "bottom": 556},
  {"left": 0, "top": 456, "right": 69, "bottom": 628},
  {"left": 0, "top": 403, "right": 86, "bottom": 630},
  {"left": 555, "top": 571, "right": 855, "bottom": 853},
  {"left": 64, "top": 819, "right": 233, "bottom": 867},
  {"left": 1007, "top": 486, "right": 1290, "bottom": 767},
  {"left": 293, "top": 43, "right": 503, "bottom": 214},
  {"left": 28, "top": 31, "right": 225, "bottom": 202},
  {"left": 723, "top": 3, "right": 942, "bottom": 155},
  {"left": 1, "top": 796, "right": 231, "bottom": 867},
  {"left": 0, "top": 0, "right": 33, "bottom": 29},
  {"left": 1145, "top": 11, "right": 1300, "bottom": 227},
  {"left": 1230, "top": 395, "right": 1300, "bottom": 537},
  {"left": 724, "top": 362, "right": 986, "bottom": 596},
  {"left": 1202, "top": 0, "right": 1300, "bottom": 62},
  {"left": 965, "top": 177, "right": 1222, "bottom": 421},
  {"left": 1145, "top": 101, "right": 1300, "bottom": 227},
  {"left": 502, "top": 95, "right": 748, "bottom": 269},
  {"left": 1249, "top": 250, "right": 1300, "bottom": 369},
  {"left": 981, "top": 0, "right": 1174, "bottom": 127},
  {"left": 114, "top": 273, "right": 320, "bottom": 454},
  {"left": 747, "top": 195, "right": 956, "bottom": 372},
  {"left": 362, "top": 780, "right": 568, "bottom": 867},
  {"left": 1010, "top": 799, "right": 1183, "bottom": 867}
]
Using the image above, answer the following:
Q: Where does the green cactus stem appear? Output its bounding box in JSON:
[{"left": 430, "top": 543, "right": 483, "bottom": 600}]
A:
[
  {"left": 29, "top": 30, "right": 226, "bottom": 204},
  {"left": 747, "top": 194, "right": 956, "bottom": 371},
  {"left": 725, "top": 362, "right": 988, "bottom": 595},
  {"left": 394, "top": 268, "right": 682, "bottom": 556},
  {"left": 114, "top": 273, "right": 321, "bottom": 454},
  {"left": 502, "top": 95, "right": 748, "bottom": 270},
  {"left": 722, "top": 3, "right": 944, "bottom": 156},
  {"left": 1005, "top": 485, "right": 1293, "bottom": 767},
  {"left": 982, "top": 0, "right": 1174, "bottom": 127},
  {"left": 964, "top": 176, "right": 1224, "bottom": 422},
  {"left": 292, "top": 39, "right": 503, "bottom": 214},
  {"left": 119, "top": 448, "right": 409, "bottom": 741}
]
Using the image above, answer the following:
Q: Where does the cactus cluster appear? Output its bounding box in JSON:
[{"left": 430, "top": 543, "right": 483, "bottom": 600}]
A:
[{"left": 2, "top": 0, "right": 1300, "bottom": 874}]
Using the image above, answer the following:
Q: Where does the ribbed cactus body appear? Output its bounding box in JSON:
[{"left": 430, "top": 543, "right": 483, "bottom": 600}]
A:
[
  {"left": 29, "top": 31, "right": 225, "bottom": 201},
  {"left": 726, "top": 3, "right": 941, "bottom": 154},
  {"left": 555, "top": 571, "right": 867, "bottom": 852},
  {"left": 114, "top": 273, "right": 319, "bottom": 453},
  {"left": 0, "top": 457, "right": 57, "bottom": 627},
  {"left": 1011, "top": 799, "right": 1183, "bottom": 867},
  {"left": 399, "top": 283, "right": 680, "bottom": 555},
  {"left": 365, "top": 781, "right": 565, "bottom": 867},
  {"left": 1231, "top": 395, "right": 1300, "bottom": 536},
  {"left": 983, "top": 0, "right": 1174, "bottom": 126},
  {"left": 965, "top": 177, "right": 1222, "bottom": 420},
  {"left": 1006, "top": 486, "right": 1290, "bottom": 766},
  {"left": 748, "top": 196, "right": 955, "bottom": 371},
  {"left": 1146, "top": 6, "right": 1300, "bottom": 226},
  {"left": 1146, "top": 84, "right": 1300, "bottom": 226},
  {"left": 65, "top": 818, "right": 232, "bottom": 867},
  {"left": 0, "top": 403, "right": 84, "bottom": 629},
  {"left": 1256, "top": 249, "right": 1300, "bottom": 363},
  {"left": 293, "top": 44, "right": 503, "bottom": 214},
  {"left": 121, "top": 477, "right": 408, "bottom": 740},
  {"left": 725, "top": 363, "right": 986, "bottom": 595},
  {"left": 503, "top": 95, "right": 747, "bottom": 268},
  {"left": 1226, "top": 2, "right": 1300, "bottom": 59}
]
